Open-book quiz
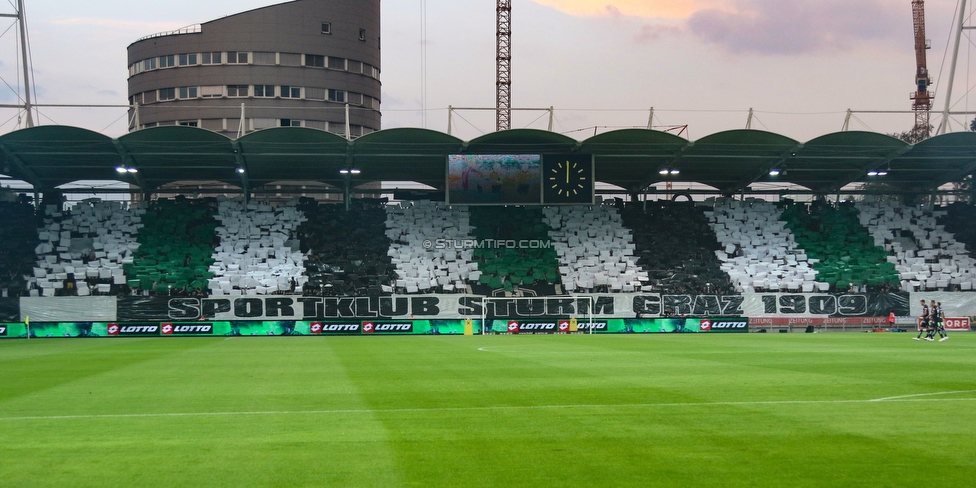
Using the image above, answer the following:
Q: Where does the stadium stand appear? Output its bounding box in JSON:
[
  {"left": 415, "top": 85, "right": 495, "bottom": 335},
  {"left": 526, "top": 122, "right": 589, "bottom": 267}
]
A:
[
  {"left": 856, "top": 202, "right": 976, "bottom": 291},
  {"left": 621, "top": 201, "right": 732, "bottom": 295},
  {"left": 544, "top": 204, "right": 646, "bottom": 293},
  {"left": 208, "top": 197, "right": 308, "bottom": 296},
  {"left": 469, "top": 206, "right": 561, "bottom": 293},
  {"left": 707, "top": 198, "right": 816, "bottom": 293},
  {"left": 0, "top": 200, "right": 39, "bottom": 297},
  {"left": 297, "top": 198, "right": 396, "bottom": 296},
  {"left": 128, "top": 198, "right": 218, "bottom": 296},
  {"left": 780, "top": 201, "right": 899, "bottom": 292},
  {"left": 385, "top": 201, "right": 477, "bottom": 294},
  {"left": 32, "top": 199, "right": 141, "bottom": 297},
  {"left": 939, "top": 202, "right": 976, "bottom": 259}
]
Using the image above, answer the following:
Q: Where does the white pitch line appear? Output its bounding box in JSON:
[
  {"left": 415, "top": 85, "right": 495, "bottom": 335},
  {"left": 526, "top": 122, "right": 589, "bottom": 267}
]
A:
[
  {"left": 2, "top": 396, "right": 976, "bottom": 422},
  {"left": 868, "top": 390, "right": 976, "bottom": 402}
]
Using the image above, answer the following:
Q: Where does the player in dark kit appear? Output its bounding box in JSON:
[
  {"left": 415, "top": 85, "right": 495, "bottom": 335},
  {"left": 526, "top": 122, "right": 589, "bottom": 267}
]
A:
[
  {"left": 926, "top": 301, "right": 948, "bottom": 342},
  {"left": 914, "top": 299, "right": 929, "bottom": 341}
]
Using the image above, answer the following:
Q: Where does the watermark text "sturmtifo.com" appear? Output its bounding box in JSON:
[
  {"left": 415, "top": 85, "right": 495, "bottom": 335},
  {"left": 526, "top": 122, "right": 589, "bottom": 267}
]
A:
[{"left": 423, "top": 239, "right": 553, "bottom": 250}]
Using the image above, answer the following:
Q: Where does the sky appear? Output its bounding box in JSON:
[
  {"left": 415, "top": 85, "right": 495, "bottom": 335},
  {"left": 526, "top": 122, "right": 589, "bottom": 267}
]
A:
[{"left": 0, "top": 0, "right": 974, "bottom": 142}]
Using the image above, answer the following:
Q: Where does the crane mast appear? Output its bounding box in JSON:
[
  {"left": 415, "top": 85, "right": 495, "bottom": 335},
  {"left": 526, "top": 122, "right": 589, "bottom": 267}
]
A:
[
  {"left": 496, "top": 0, "right": 511, "bottom": 131},
  {"left": 911, "top": 0, "right": 933, "bottom": 139}
]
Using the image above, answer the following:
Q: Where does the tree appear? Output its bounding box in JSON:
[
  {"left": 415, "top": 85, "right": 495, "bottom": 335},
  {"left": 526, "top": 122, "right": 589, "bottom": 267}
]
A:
[{"left": 889, "top": 125, "right": 933, "bottom": 144}]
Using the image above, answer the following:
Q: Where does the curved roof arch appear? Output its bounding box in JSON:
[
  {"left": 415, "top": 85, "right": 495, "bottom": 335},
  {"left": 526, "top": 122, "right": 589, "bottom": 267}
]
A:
[
  {"left": 674, "top": 130, "right": 801, "bottom": 194},
  {"left": 117, "top": 126, "right": 239, "bottom": 190},
  {"left": 350, "top": 128, "right": 464, "bottom": 190},
  {"left": 1, "top": 125, "right": 975, "bottom": 197},
  {"left": 0, "top": 125, "right": 119, "bottom": 188},
  {"left": 237, "top": 127, "right": 348, "bottom": 186},
  {"left": 889, "top": 131, "right": 976, "bottom": 189},
  {"left": 467, "top": 128, "right": 578, "bottom": 154},
  {"left": 767, "top": 131, "right": 910, "bottom": 193},
  {"left": 581, "top": 129, "right": 691, "bottom": 192}
]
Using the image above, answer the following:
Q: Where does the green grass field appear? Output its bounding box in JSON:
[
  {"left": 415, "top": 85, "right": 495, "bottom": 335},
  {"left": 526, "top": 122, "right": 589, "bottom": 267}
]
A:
[{"left": 1, "top": 333, "right": 975, "bottom": 487}]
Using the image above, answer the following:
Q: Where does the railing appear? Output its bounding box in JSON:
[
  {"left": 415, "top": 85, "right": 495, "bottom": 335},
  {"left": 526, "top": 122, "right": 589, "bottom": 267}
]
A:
[{"left": 135, "top": 24, "right": 202, "bottom": 42}]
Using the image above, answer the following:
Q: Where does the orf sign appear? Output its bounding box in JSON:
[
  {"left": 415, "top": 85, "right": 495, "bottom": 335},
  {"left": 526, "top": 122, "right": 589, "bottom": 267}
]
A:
[{"left": 943, "top": 317, "right": 971, "bottom": 331}]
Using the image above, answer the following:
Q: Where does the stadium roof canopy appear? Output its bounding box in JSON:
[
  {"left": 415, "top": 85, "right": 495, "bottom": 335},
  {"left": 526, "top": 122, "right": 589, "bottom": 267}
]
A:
[{"left": 1, "top": 125, "right": 975, "bottom": 195}]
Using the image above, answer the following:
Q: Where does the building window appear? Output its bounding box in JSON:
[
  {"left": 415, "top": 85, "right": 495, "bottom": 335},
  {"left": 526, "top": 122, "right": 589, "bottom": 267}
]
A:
[
  {"left": 202, "top": 52, "right": 222, "bottom": 64},
  {"left": 179, "top": 86, "right": 198, "bottom": 99},
  {"left": 305, "top": 87, "right": 325, "bottom": 100},
  {"left": 227, "top": 85, "right": 249, "bottom": 97},
  {"left": 280, "top": 119, "right": 302, "bottom": 127},
  {"left": 252, "top": 52, "right": 276, "bottom": 65},
  {"left": 347, "top": 60, "right": 363, "bottom": 74},
  {"left": 159, "top": 55, "right": 175, "bottom": 68},
  {"left": 305, "top": 54, "right": 325, "bottom": 68},
  {"left": 252, "top": 118, "right": 276, "bottom": 130},
  {"left": 178, "top": 53, "right": 198, "bottom": 66},
  {"left": 179, "top": 121, "right": 199, "bottom": 127},
  {"left": 227, "top": 51, "right": 249, "bottom": 64},
  {"left": 328, "top": 89, "right": 345, "bottom": 103},
  {"left": 280, "top": 86, "right": 301, "bottom": 98},
  {"left": 328, "top": 57, "right": 345, "bottom": 70},
  {"left": 142, "top": 58, "right": 157, "bottom": 71},
  {"left": 359, "top": 28, "right": 366, "bottom": 41},
  {"left": 201, "top": 85, "right": 223, "bottom": 98},
  {"left": 322, "top": 22, "right": 331, "bottom": 34},
  {"left": 158, "top": 88, "right": 176, "bottom": 101},
  {"left": 253, "top": 85, "right": 275, "bottom": 98}
]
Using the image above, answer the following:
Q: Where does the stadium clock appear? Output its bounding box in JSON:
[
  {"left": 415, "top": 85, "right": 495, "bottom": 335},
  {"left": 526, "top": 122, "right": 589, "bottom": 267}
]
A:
[{"left": 543, "top": 154, "right": 594, "bottom": 204}]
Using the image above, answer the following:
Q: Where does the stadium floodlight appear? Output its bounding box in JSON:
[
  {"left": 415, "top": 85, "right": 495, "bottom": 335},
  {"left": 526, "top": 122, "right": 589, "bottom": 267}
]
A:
[
  {"left": 339, "top": 169, "right": 350, "bottom": 174},
  {"left": 341, "top": 168, "right": 361, "bottom": 175},
  {"left": 877, "top": 170, "right": 888, "bottom": 176},
  {"left": 769, "top": 169, "right": 781, "bottom": 176},
  {"left": 658, "top": 169, "right": 669, "bottom": 175},
  {"left": 350, "top": 169, "right": 361, "bottom": 174},
  {"left": 867, "top": 170, "right": 879, "bottom": 176},
  {"left": 669, "top": 169, "right": 680, "bottom": 175},
  {"left": 116, "top": 166, "right": 127, "bottom": 173},
  {"left": 236, "top": 168, "right": 246, "bottom": 174}
]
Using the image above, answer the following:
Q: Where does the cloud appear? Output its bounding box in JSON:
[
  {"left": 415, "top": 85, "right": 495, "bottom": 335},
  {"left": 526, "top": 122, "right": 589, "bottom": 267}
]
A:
[
  {"left": 530, "top": 0, "right": 719, "bottom": 20},
  {"left": 686, "top": 0, "right": 903, "bottom": 54}
]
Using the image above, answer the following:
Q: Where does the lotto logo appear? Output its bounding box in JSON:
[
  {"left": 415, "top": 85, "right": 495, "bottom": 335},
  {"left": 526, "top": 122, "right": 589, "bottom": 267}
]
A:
[
  {"left": 700, "top": 320, "right": 712, "bottom": 331},
  {"left": 363, "top": 322, "right": 376, "bottom": 334},
  {"left": 558, "top": 321, "right": 570, "bottom": 332},
  {"left": 309, "top": 322, "right": 323, "bottom": 334},
  {"left": 107, "top": 324, "right": 120, "bottom": 335},
  {"left": 161, "top": 324, "right": 174, "bottom": 335},
  {"left": 507, "top": 321, "right": 519, "bottom": 333}
]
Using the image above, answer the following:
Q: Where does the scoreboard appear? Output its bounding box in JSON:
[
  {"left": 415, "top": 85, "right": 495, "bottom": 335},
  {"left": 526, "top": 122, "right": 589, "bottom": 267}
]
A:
[{"left": 447, "top": 154, "right": 593, "bottom": 205}]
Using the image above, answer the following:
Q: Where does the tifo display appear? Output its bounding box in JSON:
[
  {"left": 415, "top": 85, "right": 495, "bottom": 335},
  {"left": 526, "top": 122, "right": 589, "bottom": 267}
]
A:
[{"left": 2, "top": 195, "right": 976, "bottom": 338}]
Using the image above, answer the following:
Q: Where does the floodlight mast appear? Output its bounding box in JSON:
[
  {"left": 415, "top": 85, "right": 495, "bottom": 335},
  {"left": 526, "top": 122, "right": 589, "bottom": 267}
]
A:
[
  {"left": 0, "top": 0, "right": 34, "bottom": 127},
  {"left": 496, "top": 0, "right": 512, "bottom": 131},
  {"left": 911, "top": 0, "right": 933, "bottom": 139}
]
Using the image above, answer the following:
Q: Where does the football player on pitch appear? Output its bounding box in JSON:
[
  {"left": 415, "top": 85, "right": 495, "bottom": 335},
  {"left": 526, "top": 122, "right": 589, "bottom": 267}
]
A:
[{"left": 914, "top": 299, "right": 929, "bottom": 341}]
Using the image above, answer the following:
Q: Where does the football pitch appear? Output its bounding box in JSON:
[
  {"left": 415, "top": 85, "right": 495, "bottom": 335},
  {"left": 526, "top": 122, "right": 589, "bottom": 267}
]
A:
[{"left": 1, "top": 333, "right": 974, "bottom": 487}]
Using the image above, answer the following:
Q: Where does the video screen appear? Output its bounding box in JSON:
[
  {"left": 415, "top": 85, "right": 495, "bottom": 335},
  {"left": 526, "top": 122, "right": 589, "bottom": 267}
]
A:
[{"left": 447, "top": 154, "right": 542, "bottom": 204}]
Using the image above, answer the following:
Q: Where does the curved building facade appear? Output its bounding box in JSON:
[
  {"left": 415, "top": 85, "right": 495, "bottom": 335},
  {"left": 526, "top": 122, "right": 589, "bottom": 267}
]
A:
[{"left": 127, "top": 0, "right": 380, "bottom": 138}]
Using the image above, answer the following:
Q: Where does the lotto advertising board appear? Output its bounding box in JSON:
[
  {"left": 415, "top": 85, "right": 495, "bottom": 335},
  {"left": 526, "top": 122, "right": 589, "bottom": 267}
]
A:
[
  {"left": 486, "top": 318, "right": 748, "bottom": 334},
  {"left": 24, "top": 322, "right": 231, "bottom": 338}
]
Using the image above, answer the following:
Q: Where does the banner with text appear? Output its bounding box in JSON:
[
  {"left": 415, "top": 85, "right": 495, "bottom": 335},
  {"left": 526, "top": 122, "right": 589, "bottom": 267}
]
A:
[{"left": 114, "top": 293, "right": 908, "bottom": 321}]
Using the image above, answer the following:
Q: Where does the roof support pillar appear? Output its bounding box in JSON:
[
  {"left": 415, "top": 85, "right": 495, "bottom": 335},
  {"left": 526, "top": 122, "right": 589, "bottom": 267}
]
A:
[{"left": 0, "top": 142, "right": 42, "bottom": 189}]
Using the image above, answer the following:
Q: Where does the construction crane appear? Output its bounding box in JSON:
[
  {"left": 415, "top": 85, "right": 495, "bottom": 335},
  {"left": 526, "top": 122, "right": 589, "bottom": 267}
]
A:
[
  {"left": 496, "top": 0, "right": 511, "bottom": 131},
  {"left": 911, "top": 0, "right": 933, "bottom": 139}
]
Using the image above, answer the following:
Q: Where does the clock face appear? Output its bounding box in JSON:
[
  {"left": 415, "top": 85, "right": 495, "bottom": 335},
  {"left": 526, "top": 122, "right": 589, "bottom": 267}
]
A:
[{"left": 543, "top": 155, "right": 593, "bottom": 204}]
